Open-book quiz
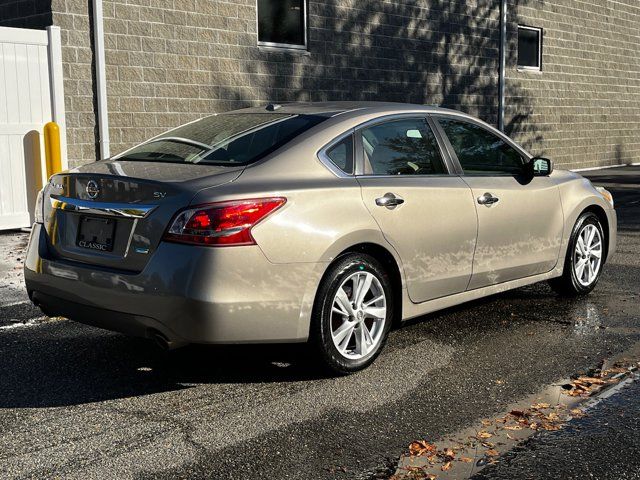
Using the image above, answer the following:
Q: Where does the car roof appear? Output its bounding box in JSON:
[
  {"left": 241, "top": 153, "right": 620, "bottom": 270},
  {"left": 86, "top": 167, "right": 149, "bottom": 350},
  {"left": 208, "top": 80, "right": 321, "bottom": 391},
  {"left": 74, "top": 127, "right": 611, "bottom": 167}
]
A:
[{"left": 223, "top": 101, "right": 462, "bottom": 118}]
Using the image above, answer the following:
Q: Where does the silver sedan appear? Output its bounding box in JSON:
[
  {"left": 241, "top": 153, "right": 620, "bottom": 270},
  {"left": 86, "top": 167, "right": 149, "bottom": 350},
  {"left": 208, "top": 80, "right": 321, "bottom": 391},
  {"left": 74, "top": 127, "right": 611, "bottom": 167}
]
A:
[{"left": 24, "top": 102, "right": 616, "bottom": 373}]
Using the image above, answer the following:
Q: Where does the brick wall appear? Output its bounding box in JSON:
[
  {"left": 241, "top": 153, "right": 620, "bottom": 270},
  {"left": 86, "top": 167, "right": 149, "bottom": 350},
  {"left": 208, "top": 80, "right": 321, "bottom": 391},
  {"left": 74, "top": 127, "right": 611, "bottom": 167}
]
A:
[
  {"left": 56, "top": 0, "right": 503, "bottom": 167},
  {"left": 505, "top": 0, "right": 640, "bottom": 168},
  {"left": 49, "top": 0, "right": 98, "bottom": 166},
  {"left": 18, "top": 0, "right": 640, "bottom": 169}
]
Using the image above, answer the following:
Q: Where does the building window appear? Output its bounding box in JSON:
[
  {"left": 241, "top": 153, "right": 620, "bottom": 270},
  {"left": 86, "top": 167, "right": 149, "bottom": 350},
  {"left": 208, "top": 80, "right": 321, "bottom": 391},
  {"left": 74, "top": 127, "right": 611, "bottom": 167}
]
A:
[
  {"left": 257, "top": 0, "right": 307, "bottom": 49},
  {"left": 517, "top": 26, "right": 542, "bottom": 70}
]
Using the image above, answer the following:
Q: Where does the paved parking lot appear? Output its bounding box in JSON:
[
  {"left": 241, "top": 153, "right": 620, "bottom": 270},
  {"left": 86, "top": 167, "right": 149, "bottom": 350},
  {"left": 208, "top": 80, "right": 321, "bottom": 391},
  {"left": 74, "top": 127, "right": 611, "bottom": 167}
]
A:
[{"left": 1, "top": 167, "right": 638, "bottom": 479}]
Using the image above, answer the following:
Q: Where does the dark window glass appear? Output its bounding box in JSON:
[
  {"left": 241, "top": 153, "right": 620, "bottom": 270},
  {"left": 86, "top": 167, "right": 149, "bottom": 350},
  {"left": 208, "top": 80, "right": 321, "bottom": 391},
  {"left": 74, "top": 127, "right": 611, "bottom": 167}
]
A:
[
  {"left": 117, "top": 114, "right": 326, "bottom": 166},
  {"left": 518, "top": 26, "right": 541, "bottom": 69},
  {"left": 439, "top": 119, "right": 524, "bottom": 175},
  {"left": 360, "top": 118, "right": 446, "bottom": 176},
  {"left": 258, "top": 0, "right": 305, "bottom": 47},
  {"left": 325, "top": 136, "right": 353, "bottom": 174}
]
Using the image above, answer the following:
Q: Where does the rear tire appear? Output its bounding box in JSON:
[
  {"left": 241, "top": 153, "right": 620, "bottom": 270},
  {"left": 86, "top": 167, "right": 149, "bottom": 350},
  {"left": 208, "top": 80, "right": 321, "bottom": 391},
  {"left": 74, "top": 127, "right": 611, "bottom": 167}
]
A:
[
  {"left": 549, "top": 212, "right": 605, "bottom": 296},
  {"left": 310, "top": 253, "right": 394, "bottom": 375}
]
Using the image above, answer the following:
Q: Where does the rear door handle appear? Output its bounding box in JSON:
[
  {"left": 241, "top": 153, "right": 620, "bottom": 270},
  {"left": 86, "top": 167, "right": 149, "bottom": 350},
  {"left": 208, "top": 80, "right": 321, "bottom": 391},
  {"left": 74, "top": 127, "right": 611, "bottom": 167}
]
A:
[
  {"left": 477, "top": 192, "right": 499, "bottom": 206},
  {"left": 375, "top": 193, "right": 405, "bottom": 209}
]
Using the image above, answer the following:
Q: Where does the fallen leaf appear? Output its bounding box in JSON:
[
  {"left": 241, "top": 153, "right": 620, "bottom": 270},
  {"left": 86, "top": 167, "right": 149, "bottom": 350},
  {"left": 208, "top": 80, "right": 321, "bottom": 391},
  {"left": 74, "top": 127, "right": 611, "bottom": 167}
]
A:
[
  {"left": 443, "top": 448, "right": 455, "bottom": 460},
  {"left": 477, "top": 431, "right": 493, "bottom": 439},
  {"left": 578, "top": 376, "right": 606, "bottom": 385},
  {"left": 570, "top": 408, "right": 586, "bottom": 418},
  {"left": 540, "top": 423, "right": 562, "bottom": 431},
  {"left": 460, "top": 457, "right": 474, "bottom": 463},
  {"left": 531, "top": 402, "right": 550, "bottom": 409},
  {"left": 529, "top": 422, "right": 538, "bottom": 430},
  {"left": 486, "top": 449, "right": 499, "bottom": 457},
  {"left": 441, "top": 462, "right": 452, "bottom": 472},
  {"left": 509, "top": 410, "right": 527, "bottom": 418},
  {"left": 503, "top": 425, "right": 523, "bottom": 431},
  {"left": 481, "top": 419, "right": 493, "bottom": 426},
  {"left": 409, "top": 440, "right": 438, "bottom": 457}
]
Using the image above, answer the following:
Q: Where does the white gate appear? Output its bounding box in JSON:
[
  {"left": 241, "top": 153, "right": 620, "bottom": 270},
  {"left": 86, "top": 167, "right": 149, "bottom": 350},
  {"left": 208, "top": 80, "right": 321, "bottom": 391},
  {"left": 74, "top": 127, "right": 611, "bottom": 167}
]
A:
[{"left": 0, "top": 26, "right": 66, "bottom": 230}]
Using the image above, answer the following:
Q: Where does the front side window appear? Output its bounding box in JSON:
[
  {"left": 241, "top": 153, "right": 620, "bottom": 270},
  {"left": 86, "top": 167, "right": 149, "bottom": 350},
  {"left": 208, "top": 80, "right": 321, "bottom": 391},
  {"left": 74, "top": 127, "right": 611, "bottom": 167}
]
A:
[
  {"left": 438, "top": 118, "right": 524, "bottom": 175},
  {"left": 116, "top": 113, "right": 326, "bottom": 165},
  {"left": 518, "top": 26, "right": 542, "bottom": 70},
  {"left": 258, "top": 0, "right": 306, "bottom": 48},
  {"left": 360, "top": 118, "right": 446, "bottom": 176}
]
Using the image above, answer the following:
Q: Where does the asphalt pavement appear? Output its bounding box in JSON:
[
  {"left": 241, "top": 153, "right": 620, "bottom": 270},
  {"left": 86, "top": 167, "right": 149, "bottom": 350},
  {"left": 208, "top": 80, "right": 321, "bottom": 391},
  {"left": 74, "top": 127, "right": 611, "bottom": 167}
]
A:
[{"left": 0, "top": 166, "right": 638, "bottom": 479}]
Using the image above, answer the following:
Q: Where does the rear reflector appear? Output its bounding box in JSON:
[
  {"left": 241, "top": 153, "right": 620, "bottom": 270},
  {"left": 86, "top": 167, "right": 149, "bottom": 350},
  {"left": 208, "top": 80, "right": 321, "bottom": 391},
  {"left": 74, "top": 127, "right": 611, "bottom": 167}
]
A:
[{"left": 163, "top": 197, "right": 286, "bottom": 246}]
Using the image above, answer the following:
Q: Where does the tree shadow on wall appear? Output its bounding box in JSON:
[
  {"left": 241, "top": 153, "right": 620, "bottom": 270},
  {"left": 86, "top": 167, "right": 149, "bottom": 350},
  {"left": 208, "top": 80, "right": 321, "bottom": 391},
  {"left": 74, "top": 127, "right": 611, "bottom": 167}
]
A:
[{"left": 216, "top": 0, "right": 543, "bottom": 150}]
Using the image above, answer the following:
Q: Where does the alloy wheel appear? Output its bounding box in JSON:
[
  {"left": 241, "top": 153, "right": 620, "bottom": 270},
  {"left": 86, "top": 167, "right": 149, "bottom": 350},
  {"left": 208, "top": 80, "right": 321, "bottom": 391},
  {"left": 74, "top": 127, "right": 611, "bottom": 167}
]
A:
[
  {"left": 573, "top": 223, "right": 603, "bottom": 287},
  {"left": 330, "top": 271, "right": 387, "bottom": 360}
]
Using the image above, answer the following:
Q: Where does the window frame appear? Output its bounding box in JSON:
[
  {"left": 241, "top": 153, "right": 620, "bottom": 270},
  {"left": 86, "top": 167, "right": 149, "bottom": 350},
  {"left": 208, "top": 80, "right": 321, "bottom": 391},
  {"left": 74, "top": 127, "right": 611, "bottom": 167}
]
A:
[
  {"left": 517, "top": 25, "right": 543, "bottom": 71},
  {"left": 256, "top": 0, "right": 308, "bottom": 51},
  {"left": 431, "top": 113, "right": 532, "bottom": 177},
  {"left": 353, "top": 114, "right": 455, "bottom": 177}
]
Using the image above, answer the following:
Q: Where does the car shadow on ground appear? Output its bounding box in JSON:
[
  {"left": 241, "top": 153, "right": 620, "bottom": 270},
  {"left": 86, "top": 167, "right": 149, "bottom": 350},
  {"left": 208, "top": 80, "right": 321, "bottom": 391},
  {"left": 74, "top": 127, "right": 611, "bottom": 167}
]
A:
[{"left": 2, "top": 271, "right": 633, "bottom": 410}]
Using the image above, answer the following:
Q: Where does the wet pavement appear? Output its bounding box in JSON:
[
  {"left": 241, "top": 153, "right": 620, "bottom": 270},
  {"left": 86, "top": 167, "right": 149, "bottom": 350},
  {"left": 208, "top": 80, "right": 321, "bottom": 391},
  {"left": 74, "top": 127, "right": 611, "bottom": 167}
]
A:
[
  {"left": 0, "top": 166, "right": 638, "bottom": 479},
  {"left": 473, "top": 377, "right": 640, "bottom": 480}
]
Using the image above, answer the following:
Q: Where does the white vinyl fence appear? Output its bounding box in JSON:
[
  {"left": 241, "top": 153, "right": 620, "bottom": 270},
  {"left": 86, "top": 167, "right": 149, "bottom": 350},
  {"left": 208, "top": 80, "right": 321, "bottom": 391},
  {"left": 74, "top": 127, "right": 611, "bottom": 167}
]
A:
[{"left": 0, "top": 26, "right": 66, "bottom": 230}]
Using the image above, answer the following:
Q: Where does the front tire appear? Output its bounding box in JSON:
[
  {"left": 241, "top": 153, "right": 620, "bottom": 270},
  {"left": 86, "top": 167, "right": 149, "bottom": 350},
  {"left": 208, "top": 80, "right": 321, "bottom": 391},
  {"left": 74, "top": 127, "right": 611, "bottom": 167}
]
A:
[
  {"left": 549, "top": 212, "right": 605, "bottom": 296},
  {"left": 310, "top": 253, "right": 394, "bottom": 374}
]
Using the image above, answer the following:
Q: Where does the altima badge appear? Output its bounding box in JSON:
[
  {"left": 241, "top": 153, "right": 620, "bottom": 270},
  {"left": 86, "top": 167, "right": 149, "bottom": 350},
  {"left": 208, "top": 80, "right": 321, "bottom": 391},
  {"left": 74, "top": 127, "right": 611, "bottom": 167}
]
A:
[{"left": 86, "top": 180, "right": 100, "bottom": 199}]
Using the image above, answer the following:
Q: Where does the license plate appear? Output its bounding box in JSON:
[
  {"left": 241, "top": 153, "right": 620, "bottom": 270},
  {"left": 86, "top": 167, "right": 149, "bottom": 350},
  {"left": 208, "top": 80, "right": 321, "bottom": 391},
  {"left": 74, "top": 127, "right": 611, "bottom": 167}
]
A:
[{"left": 77, "top": 216, "right": 116, "bottom": 252}]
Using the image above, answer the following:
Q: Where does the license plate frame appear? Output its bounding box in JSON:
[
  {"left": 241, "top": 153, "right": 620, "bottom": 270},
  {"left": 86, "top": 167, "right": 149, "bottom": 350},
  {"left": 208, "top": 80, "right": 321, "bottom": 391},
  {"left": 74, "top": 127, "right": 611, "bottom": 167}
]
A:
[{"left": 76, "top": 216, "right": 116, "bottom": 252}]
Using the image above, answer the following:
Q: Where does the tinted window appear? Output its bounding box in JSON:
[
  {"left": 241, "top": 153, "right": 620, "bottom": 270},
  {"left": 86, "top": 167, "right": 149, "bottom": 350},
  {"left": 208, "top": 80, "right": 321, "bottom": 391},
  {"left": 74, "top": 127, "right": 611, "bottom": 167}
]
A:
[
  {"left": 360, "top": 118, "right": 446, "bottom": 176},
  {"left": 116, "top": 114, "right": 325, "bottom": 166},
  {"left": 439, "top": 119, "right": 524, "bottom": 175},
  {"left": 258, "top": 0, "right": 306, "bottom": 47},
  {"left": 518, "top": 26, "right": 542, "bottom": 69},
  {"left": 324, "top": 136, "right": 353, "bottom": 174}
]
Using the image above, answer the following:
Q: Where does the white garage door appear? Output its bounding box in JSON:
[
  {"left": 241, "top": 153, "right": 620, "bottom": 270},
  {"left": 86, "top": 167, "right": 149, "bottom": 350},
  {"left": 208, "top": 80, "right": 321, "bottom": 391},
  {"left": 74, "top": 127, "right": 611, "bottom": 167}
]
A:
[{"left": 0, "top": 26, "right": 66, "bottom": 230}]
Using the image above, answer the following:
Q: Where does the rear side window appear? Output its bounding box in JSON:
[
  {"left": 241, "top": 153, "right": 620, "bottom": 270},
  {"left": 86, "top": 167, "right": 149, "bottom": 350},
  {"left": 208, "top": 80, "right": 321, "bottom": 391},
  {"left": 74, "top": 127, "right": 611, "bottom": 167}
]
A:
[
  {"left": 359, "top": 118, "right": 446, "bottom": 176},
  {"left": 438, "top": 118, "right": 524, "bottom": 175},
  {"left": 323, "top": 136, "right": 354, "bottom": 174},
  {"left": 116, "top": 113, "right": 326, "bottom": 166}
]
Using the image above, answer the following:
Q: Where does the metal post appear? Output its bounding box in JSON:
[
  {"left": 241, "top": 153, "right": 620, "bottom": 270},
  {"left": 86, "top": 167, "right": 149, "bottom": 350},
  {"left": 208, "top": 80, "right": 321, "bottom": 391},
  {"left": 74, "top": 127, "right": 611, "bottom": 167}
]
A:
[
  {"left": 498, "top": 0, "right": 507, "bottom": 132},
  {"left": 92, "top": 0, "right": 110, "bottom": 160}
]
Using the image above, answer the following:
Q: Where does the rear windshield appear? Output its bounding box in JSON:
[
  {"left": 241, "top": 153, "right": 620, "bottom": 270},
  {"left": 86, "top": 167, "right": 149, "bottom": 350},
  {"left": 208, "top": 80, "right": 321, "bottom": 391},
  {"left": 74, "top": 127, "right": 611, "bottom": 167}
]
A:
[{"left": 114, "top": 113, "right": 326, "bottom": 165}]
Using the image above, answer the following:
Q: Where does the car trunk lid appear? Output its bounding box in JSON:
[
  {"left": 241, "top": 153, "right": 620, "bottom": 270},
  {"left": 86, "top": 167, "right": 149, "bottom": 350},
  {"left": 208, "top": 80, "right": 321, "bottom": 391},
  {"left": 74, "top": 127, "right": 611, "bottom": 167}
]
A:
[{"left": 43, "top": 160, "right": 243, "bottom": 272}]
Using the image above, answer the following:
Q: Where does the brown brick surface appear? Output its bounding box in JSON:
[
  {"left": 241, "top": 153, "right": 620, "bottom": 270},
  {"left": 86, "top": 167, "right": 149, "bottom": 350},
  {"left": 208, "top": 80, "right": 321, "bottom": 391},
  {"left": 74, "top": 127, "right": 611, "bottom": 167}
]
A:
[{"left": 3, "top": 0, "right": 639, "bottom": 169}]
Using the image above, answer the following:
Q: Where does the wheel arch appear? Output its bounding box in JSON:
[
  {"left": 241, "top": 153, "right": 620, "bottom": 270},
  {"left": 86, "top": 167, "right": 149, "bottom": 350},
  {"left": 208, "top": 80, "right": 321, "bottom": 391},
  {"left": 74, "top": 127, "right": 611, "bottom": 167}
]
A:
[
  {"left": 580, "top": 204, "right": 610, "bottom": 262},
  {"left": 315, "top": 242, "right": 405, "bottom": 327}
]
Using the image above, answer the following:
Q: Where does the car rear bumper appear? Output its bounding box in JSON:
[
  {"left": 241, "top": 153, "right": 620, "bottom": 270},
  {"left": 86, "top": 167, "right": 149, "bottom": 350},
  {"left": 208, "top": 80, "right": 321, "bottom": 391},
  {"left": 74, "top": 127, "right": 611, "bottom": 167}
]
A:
[{"left": 24, "top": 223, "right": 325, "bottom": 344}]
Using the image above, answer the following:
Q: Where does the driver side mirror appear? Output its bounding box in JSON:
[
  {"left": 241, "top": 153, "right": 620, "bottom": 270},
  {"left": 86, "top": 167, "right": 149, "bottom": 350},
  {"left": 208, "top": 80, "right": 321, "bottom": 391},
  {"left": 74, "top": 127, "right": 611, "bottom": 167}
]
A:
[{"left": 526, "top": 156, "right": 553, "bottom": 177}]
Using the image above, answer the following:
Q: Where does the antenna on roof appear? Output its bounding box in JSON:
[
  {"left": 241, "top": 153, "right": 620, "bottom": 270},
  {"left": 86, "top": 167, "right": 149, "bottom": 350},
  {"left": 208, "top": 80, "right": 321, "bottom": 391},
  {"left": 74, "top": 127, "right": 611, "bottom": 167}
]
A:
[{"left": 265, "top": 103, "right": 282, "bottom": 111}]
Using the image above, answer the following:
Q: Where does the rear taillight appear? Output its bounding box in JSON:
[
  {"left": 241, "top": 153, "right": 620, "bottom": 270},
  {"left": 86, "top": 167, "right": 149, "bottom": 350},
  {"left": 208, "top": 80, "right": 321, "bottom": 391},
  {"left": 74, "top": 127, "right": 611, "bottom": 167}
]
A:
[{"left": 163, "top": 197, "right": 286, "bottom": 246}]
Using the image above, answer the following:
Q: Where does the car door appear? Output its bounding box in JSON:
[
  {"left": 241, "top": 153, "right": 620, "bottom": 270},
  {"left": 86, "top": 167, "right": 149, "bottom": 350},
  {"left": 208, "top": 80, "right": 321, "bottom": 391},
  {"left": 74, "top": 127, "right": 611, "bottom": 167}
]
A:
[
  {"left": 356, "top": 115, "right": 477, "bottom": 303},
  {"left": 433, "top": 115, "right": 564, "bottom": 290}
]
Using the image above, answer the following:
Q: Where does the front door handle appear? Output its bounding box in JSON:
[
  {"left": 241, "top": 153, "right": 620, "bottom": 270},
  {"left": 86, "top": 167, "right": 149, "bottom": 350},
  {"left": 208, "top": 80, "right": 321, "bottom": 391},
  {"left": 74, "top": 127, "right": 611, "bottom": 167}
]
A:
[
  {"left": 477, "top": 192, "right": 499, "bottom": 206},
  {"left": 375, "top": 193, "right": 405, "bottom": 209}
]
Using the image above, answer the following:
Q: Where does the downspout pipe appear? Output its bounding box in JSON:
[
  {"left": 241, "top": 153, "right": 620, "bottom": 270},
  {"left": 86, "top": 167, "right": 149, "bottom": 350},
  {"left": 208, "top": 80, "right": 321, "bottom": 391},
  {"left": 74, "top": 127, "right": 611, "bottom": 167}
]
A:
[
  {"left": 498, "top": 0, "right": 507, "bottom": 132},
  {"left": 92, "top": 0, "right": 110, "bottom": 159}
]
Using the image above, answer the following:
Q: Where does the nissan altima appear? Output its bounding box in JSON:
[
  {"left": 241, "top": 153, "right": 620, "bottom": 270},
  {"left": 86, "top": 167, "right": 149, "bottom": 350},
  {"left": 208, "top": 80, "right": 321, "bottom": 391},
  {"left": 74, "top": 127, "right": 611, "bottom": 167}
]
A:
[{"left": 24, "top": 102, "right": 616, "bottom": 373}]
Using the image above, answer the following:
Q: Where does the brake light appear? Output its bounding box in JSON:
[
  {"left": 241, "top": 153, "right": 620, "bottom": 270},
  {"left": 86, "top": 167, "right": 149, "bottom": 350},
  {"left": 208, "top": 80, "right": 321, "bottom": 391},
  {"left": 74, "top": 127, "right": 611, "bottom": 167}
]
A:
[{"left": 163, "top": 198, "right": 286, "bottom": 246}]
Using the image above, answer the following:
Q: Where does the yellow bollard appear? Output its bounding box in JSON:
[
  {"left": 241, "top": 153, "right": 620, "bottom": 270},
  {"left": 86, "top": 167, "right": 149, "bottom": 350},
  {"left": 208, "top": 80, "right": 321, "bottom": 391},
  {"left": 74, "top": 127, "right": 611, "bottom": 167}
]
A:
[{"left": 43, "top": 122, "right": 62, "bottom": 178}]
